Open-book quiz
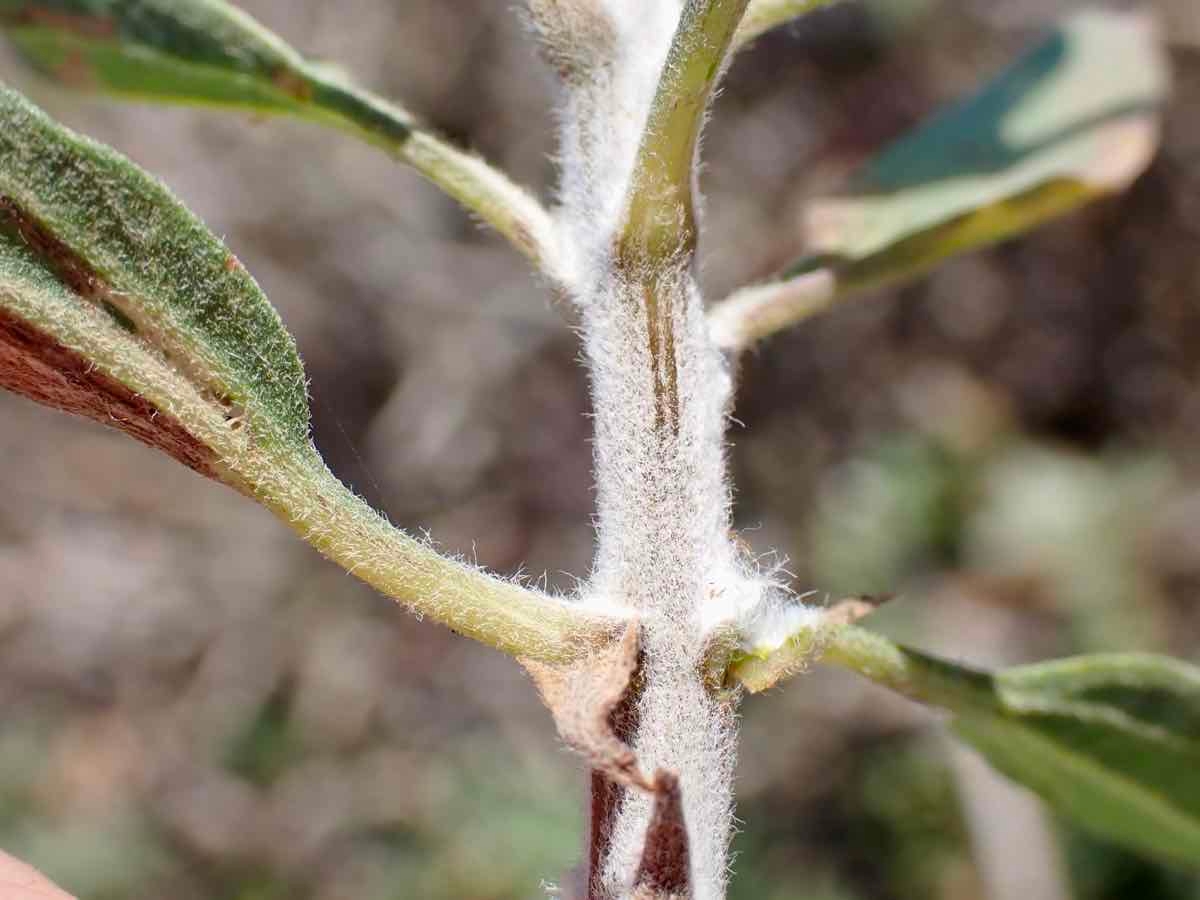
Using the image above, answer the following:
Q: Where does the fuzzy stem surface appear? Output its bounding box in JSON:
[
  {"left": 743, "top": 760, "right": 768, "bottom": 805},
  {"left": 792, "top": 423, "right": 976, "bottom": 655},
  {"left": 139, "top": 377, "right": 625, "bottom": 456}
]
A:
[{"left": 574, "top": 2, "right": 753, "bottom": 894}]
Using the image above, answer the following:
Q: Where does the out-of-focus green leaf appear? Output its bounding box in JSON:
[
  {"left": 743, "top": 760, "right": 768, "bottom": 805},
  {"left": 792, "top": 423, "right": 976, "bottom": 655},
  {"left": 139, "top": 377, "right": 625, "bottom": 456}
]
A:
[
  {"left": 731, "top": 623, "right": 1200, "bottom": 865},
  {"left": 954, "top": 654, "right": 1200, "bottom": 867},
  {"left": 0, "top": 0, "right": 413, "bottom": 137},
  {"left": 0, "top": 0, "right": 557, "bottom": 268},
  {"left": 0, "top": 83, "right": 617, "bottom": 664},
  {"left": 802, "top": 9, "right": 1167, "bottom": 291},
  {"left": 710, "top": 9, "right": 1170, "bottom": 350}
]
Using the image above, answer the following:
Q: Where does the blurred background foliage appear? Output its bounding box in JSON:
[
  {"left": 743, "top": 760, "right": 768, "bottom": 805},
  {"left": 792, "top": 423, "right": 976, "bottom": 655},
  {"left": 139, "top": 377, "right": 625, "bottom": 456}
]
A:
[{"left": 0, "top": 0, "right": 1199, "bottom": 897}]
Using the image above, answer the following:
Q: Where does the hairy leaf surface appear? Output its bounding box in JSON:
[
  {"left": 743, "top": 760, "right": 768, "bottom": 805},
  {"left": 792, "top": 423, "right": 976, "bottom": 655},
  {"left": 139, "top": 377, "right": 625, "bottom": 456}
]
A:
[
  {"left": 0, "top": 83, "right": 615, "bottom": 663},
  {"left": 0, "top": 80, "right": 306, "bottom": 468},
  {"left": 731, "top": 620, "right": 1200, "bottom": 864}
]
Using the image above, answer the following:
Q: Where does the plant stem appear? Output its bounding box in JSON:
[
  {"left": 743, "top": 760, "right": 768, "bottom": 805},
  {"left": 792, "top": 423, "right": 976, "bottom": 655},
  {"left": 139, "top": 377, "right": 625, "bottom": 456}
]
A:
[
  {"left": 580, "top": 3, "right": 751, "bottom": 895},
  {"left": 300, "top": 77, "right": 562, "bottom": 278},
  {"left": 617, "top": 0, "right": 752, "bottom": 266},
  {"left": 822, "top": 626, "right": 999, "bottom": 711},
  {"left": 253, "top": 448, "right": 622, "bottom": 664},
  {"left": 609, "top": 0, "right": 750, "bottom": 433},
  {"left": 727, "top": 622, "right": 1000, "bottom": 712},
  {"left": 707, "top": 267, "right": 837, "bottom": 349}
]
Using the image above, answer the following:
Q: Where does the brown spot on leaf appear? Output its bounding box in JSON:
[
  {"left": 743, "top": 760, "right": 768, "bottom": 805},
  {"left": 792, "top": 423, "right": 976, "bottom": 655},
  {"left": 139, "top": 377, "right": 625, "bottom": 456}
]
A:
[
  {"left": 271, "top": 67, "right": 313, "bottom": 102},
  {"left": 0, "top": 307, "right": 219, "bottom": 481}
]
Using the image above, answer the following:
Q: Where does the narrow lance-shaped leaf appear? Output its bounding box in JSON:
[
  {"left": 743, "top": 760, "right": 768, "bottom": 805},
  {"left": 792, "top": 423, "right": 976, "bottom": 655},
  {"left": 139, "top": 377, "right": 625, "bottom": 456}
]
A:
[
  {"left": 956, "top": 653, "right": 1200, "bottom": 867},
  {"left": 0, "top": 83, "right": 616, "bottom": 663},
  {"left": 0, "top": 0, "right": 556, "bottom": 269},
  {"left": 728, "top": 621, "right": 1200, "bottom": 866},
  {"left": 710, "top": 9, "right": 1169, "bottom": 349}
]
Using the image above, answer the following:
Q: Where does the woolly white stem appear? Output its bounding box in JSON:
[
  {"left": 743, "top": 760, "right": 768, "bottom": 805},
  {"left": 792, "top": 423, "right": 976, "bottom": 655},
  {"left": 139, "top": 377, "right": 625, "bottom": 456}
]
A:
[
  {"left": 576, "top": 3, "right": 753, "bottom": 892},
  {"left": 581, "top": 266, "right": 740, "bottom": 899},
  {"left": 537, "top": 1, "right": 759, "bottom": 895}
]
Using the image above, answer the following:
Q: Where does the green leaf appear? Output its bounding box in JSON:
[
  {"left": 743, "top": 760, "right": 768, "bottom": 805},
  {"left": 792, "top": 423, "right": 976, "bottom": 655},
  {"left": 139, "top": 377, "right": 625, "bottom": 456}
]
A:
[
  {"left": 775, "top": 626, "right": 1200, "bottom": 866},
  {"left": 708, "top": 9, "right": 1168, "bottom": 350},
  {"left": 0, "top": 82, "right": 617, "bottom": 664},
  {"left": 802, "top": 9, "right": 1168, "bottom": 291},
  {"left": 955, "top": 654, "right": 1200, "bottom": 867},
  {"left": 0, "top": 79, "right": 308, "bottom": 471},
  {"left": 0, "top": 0, "right": 409, "bottom": 131},
  {"left": 730, "top": 620, "right": 1200, "bottom": 864},
  {"left": 0, "top": 0, "right": 556, "bottom": 269}
]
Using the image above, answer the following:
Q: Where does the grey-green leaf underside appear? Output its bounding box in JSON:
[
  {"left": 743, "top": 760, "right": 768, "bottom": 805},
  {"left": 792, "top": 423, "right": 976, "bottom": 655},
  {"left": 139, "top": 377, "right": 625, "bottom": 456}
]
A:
[
  {"left": 816, "top": 629, "right": 1200, "bottom": 866},
  {"left": 799, "top": 9, "right": 1167, "bottom": 296}
]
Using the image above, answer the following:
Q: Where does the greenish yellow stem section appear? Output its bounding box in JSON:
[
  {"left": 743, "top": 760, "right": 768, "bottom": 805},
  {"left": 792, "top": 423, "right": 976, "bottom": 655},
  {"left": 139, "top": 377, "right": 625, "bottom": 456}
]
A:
[
  {"left": 729, "top": 623, "right": 997, "bottom": 714},
  {"left": 618, "top": 0, "right": 750, "bottom": 264},
  {"left": 821, "top": 626, "right": 999, "bottom": 711},
  {"left": 301, "top": 79, "right": 559, "bottom": 274},
  {"left": 253, "top": 448, "right": 624, "bottom": 664},
  {"left": 707, "top": 267, "right": 838, "bottom": 349}
]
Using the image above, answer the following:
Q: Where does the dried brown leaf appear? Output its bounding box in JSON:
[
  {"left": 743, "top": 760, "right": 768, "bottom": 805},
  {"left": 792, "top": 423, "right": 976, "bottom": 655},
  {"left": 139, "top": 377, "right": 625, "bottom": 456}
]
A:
[{"left": 525, "top": 623, "right": 651, "bottom": 790}]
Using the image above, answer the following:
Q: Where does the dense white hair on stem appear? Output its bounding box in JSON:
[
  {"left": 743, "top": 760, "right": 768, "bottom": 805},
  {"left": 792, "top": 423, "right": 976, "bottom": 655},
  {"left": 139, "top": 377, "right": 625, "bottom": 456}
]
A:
[
  {"left": 581, "top": 264, "right": 737, "bottom": 898},
  {"left": 529, "top": 2, "right": 813, "bottom": 896}
]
